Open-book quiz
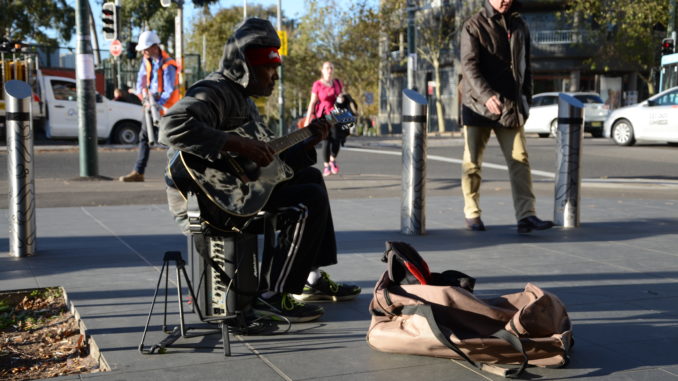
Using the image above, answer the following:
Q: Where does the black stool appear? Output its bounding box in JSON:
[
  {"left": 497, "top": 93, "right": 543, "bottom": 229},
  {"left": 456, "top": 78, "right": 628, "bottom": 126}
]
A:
[
  {"left": 138, "top": 250, "right": 238, "bottom": 356},
  {"left": 139, "top": 207, "right": 300, "bottom": 356}
]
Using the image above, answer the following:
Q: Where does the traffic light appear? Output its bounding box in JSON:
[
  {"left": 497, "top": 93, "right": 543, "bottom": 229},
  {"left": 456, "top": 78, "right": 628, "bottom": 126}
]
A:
[
  {"left": 102, "top": 2, "right": 117, "bottom": 41},
  {"left": 661, "top": 38, "right": 675, "bottom": 55}
]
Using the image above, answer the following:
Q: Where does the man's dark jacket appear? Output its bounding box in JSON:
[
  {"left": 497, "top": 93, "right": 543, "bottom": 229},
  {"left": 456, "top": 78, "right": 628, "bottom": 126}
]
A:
[{"left": 460, "top": 0, "right": 532, "bottom": 128}]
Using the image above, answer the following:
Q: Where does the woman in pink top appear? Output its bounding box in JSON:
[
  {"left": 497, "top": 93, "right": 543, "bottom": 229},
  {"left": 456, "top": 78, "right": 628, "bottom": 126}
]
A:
[{"left": 304, "top": 61, "right": 344, "bottom": 176}]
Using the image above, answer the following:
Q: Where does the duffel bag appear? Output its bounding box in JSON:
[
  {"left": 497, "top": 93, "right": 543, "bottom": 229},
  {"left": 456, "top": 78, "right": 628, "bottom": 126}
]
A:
[{"left": 366, "top": 241, "right": 573, "bottom": 378}]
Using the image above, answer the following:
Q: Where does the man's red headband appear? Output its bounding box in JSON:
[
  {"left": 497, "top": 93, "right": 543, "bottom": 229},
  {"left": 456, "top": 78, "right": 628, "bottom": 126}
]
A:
[{"left": 245, "top": 47, "right": 282, "bottom": 66}]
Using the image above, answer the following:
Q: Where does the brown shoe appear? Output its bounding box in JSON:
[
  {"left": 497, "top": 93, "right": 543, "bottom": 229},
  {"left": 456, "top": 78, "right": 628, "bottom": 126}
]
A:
[{"left": 119, "top": 171, "right": 144, "bottom": 182}]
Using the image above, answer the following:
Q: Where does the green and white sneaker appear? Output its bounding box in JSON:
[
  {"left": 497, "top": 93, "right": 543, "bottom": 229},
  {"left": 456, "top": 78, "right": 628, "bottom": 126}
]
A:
[
  {"left": 253, "top": 293, "right": 324, "bottom": 323},
  {"left": 294, "top": 271, "right": 361, "bottom": 302}
]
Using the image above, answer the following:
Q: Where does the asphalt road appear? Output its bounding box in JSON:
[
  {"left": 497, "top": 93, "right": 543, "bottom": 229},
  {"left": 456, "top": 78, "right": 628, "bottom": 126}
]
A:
[{"left": 0, "top": 134, "right": 676, "bottom": 209}]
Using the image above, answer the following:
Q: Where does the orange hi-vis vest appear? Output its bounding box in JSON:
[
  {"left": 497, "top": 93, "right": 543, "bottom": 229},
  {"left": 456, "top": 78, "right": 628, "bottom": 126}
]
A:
[{"left": 144, "top": 50, "right": 180, "bottom": 114}]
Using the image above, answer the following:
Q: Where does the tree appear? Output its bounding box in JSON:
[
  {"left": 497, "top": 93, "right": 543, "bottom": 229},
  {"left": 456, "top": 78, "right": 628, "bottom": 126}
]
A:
[
  {"left": 118, "top": 0, "right": 176, "bottom": 47},
  {"left": 560, "top": 0, "right": 669, "bottom": 94},
  {"left": 288, "top": 0, "right": 381, "bottom": 126},
  {"left": 0, "top": 0, "right": 75, "bottom": 46},
  {"left": 415, "top": 3, "right": 456, "bottom": 133},
  {"left": 286, "top": 0, "right": 340, "bottom": 111},
  {"left": 337, "top": 1, "right": 382, "bottom": 119}
]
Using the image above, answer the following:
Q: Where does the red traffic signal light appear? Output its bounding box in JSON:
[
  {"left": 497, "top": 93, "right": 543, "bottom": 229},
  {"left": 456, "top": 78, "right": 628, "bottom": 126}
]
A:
[{"left": 662, "top": 38, "right": 675, "bottom": 55}]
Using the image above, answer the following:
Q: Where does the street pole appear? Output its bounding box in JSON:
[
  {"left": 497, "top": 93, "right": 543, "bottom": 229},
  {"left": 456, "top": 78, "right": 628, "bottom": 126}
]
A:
[
  {"left": 406, "top": 0, "right": 416, "bottom": 90},
  {"left": 87, "top": 2, "right": 100, "bottom": 66},
  {"left": 554, "top": 93, "right": 584, "bottom": 228},
  {"left": 277, "top": 0, "right": 284, "bottom": 137},
  {"left": 176, "top": 0, "right": 185, "bottom": 94},
  {"left": 401, "top": 89, "right": 427, "bottom": 235},
  {"left": 76, "top": 0, "right": 99, "bottom": 177},
  {"left": 5, "top": 80, "right": 36, "bottom": 257},
  {"left": 244, "top": 0, "right": 247, "bottom": 20},
  {"left": 670, "top": 0, "right": 676, "bottom": 36},
  {"left": 115, "top": 0, "right": 121, "bottom": 89}
]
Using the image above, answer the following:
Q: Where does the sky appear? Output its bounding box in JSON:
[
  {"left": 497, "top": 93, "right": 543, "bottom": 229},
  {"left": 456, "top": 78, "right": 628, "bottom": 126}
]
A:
[{"left": 78, "top": 0, "right": 314, "bottom": 51}]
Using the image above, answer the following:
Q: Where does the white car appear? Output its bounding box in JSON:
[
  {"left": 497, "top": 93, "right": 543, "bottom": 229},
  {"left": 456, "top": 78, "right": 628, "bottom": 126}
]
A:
[
  {"left": 604, "top": 86, "right": 678, "bottom": 146},
  {"left": 524, "top": 92, "right": 609, "bottom": 138},
  {"left": 41, "top": 75, "right": 143, "bottom": 144}
]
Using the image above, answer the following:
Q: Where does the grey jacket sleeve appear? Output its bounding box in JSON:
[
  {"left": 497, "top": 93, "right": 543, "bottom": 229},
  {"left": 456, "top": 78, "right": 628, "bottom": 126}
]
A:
[
  {"left": 159, "top": 86, "right": 230, "bottom": 161},
  {"left": 460, "top": 23, "right": 496, "bottom": 107}
]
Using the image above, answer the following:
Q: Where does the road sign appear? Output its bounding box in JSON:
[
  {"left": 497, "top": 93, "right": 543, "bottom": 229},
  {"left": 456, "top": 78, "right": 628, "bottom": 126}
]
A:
[
  {"left": 277, "top": 30, "right": 288, "bottom": 56},
  {"left": 110, "top": 39, "right": 122, "bottom": 57}
]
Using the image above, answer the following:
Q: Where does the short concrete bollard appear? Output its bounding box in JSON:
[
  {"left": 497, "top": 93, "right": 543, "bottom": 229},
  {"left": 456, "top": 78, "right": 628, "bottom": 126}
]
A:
[
  {"left": 554, "top": 93, "right": 584, "bottom": 228},
  {"left": 401, "top": 89, "right": 427, "bottom": 235},
  {"left": 5, "top": 80, "right": 37, "bottom": 257}
]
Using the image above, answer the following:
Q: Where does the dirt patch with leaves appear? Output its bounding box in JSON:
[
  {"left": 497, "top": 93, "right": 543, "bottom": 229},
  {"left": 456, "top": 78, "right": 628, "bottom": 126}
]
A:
[{"left": 0, "top": 287, "right": 106, "bottom": 380}]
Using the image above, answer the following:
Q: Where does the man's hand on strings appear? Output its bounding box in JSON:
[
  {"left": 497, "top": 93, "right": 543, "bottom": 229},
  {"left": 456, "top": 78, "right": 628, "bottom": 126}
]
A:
[{"left": 222, "top": 134, "right": 275, "bottom": 166}]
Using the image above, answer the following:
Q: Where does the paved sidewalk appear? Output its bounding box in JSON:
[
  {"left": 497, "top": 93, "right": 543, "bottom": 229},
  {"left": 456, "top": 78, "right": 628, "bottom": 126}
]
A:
[{"left": 1, "top": 192, "right": 678, "bottom": 380}]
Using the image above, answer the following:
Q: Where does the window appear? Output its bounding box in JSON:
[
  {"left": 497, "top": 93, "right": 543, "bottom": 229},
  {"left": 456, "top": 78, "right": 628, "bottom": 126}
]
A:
[
  {"left": 654, "top": 91, "right": 678, "bottom": 106},
  {"left": 51, "top": 80, "right": 77, "bottom": 101},
  {"left": 573, "top": 94, "right": 604, "bottom": 104},
  {"left": 541, "top": 96, "right": 558, "bottom": 106}
]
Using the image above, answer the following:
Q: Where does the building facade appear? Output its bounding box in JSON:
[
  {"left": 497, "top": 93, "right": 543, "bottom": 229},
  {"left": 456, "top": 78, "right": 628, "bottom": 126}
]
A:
[{"left": 378, "top": 0, "right": 650, "bottom": 135}]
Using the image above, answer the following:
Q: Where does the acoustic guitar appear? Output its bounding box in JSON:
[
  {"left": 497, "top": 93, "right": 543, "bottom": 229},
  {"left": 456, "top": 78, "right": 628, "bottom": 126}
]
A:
[{"left": 168, "top": 111, "right": 355, "bottom": 229}]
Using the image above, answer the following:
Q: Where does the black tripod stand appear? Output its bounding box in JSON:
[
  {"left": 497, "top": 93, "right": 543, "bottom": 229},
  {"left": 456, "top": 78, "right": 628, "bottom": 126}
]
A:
[{"left": 138, "top": 251, "right": 243, "bottom": 356}]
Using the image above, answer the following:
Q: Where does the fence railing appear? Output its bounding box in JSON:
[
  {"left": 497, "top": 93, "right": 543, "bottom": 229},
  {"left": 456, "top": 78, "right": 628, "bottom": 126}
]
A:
[{"left": 533, "top": 30, "right": 589, "bottom": 45}]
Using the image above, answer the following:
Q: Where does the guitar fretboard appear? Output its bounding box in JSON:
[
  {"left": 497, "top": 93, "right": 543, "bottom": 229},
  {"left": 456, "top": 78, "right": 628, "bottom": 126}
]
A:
[
  {"left": 265, "top": 112, "right": 352, "bottom": 154},
  {"left": 268, "top": 128, "right": 314, "bottom": 154}
]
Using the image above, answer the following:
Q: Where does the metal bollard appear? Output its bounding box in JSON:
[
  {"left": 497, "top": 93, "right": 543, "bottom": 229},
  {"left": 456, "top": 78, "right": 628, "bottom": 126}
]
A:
[
  {"left": 401, "top": 89, "right": 427, "bottom": 235},
  {"left": 5, "top": 80, "right": 37, "bottom": 256},
  {"left": 553, "top": 93, "right": 584, "bottom": 228}
]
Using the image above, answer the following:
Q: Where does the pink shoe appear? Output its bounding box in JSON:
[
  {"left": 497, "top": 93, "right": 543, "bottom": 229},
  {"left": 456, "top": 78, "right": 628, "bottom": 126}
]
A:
[
  {"left": 323, "top": 166, "right": 331, "bottom": 176},
  {"left": 330, "top": 161, "right": 339, "bottom": 174}
]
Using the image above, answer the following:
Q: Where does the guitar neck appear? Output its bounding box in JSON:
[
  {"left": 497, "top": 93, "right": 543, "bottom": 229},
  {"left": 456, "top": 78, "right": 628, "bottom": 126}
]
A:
[
  {"left": 268, "top": 127, "right": 314, "bottom": 154},
  {"left": 266, "top": 112, "right": 350, "bottom": 155}
]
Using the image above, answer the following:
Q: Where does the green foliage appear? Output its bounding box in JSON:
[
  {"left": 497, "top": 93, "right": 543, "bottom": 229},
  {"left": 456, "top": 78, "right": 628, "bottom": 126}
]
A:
[
  {"left": 0, "top": 0, "right": 75, "bottom": 46},
  {"left": 119, "top": 0, "right": 176, "bottom": 47},
  {"left": 287, "top": 0, "right": 381, "bottom": 119},
  {"left": 182, "top": 0, "right": 382, "bottom": 122},
  {"left": 562, "top": 0, "right": 668, "bottom": 75},
  {"left": 336, "top": 1, "right": 382, "bottom": 117}
]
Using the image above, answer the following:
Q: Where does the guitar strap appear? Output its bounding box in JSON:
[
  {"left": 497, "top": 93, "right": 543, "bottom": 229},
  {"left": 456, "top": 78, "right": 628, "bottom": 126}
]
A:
[{"left": 187, "top": 192, "right": 259, "bottom": 297}]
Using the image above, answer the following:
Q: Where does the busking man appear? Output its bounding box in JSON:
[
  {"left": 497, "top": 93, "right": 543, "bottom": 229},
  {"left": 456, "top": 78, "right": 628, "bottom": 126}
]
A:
[{"left": 159, "top": 18, "right": 361, "bottom": 323}]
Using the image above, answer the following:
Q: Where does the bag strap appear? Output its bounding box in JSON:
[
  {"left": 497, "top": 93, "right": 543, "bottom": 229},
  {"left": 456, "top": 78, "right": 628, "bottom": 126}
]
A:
[{"left": 403, "top": 304, "right": 528, "bottom": 378}]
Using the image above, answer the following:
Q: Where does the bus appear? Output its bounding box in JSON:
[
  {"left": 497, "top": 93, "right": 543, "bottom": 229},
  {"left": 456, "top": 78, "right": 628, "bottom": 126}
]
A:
[{"left": 659, "top": 52, "right": 678, "bottom": 91}]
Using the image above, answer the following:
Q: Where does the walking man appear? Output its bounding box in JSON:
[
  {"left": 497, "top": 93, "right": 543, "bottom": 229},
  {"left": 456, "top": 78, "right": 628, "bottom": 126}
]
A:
[{"left": 459, "top": 0, "right": 554, "bottom": 233}]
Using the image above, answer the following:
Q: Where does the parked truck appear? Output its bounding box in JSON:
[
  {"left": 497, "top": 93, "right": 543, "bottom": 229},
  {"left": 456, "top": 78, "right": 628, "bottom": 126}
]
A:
[{"left": 1, "top": 48, "right": 143, "bottom": 144}]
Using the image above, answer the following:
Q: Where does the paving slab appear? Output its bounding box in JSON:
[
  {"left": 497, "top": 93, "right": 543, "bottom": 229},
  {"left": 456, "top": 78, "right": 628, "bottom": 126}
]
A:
[{"left": 1, "top": 194, "right": 678, "bottom": 380}]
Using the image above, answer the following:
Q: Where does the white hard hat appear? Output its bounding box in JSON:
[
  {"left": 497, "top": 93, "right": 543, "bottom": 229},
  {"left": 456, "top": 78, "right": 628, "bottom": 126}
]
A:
[{"left": 136, "top": 31, "right": 160, "bottom": 51}]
